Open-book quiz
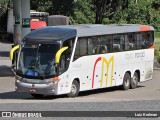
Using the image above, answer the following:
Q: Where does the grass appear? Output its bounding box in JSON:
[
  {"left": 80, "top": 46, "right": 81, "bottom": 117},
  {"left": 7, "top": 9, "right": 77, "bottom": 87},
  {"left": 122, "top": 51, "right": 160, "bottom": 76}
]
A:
[
  {"left": 155, "top": 32, "right": 160, "bottom": 63},
  {"left": 155, "top": 37, "right": 160, "bottom": 51},
  {"left": 155, "top": 31, "right": 160, "bottom": 51}
]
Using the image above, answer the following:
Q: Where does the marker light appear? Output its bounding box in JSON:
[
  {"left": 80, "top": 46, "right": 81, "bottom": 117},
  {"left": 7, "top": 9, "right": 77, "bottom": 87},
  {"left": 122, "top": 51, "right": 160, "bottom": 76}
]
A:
[{"left": 53, "top": 77, "right": 59, "bottom": 82}]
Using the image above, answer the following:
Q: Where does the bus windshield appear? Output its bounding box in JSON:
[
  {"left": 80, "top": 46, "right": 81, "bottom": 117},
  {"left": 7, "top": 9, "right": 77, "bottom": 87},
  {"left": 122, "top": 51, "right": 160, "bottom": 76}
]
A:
[{"left": 17, "top": 43, "right": 60, "bottom": 79}]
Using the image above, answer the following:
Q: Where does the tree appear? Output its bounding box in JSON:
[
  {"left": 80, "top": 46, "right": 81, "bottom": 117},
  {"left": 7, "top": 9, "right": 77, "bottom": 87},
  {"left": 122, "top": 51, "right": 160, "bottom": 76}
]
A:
[
  {"left": 49, "top": 0, "right": 74, "bottom": 16},
  {"left": 112, "top": 0, "right": 160, "bottom": 29},
  {"left": 92, "top": 0, "right": 122, "bottom": 24},
  {"left": 73, "top": 0, "right": 95, "bottom": 24},
  {"left": 152, "top": 0, "right": 160, "bottom": 10},
  {"left": 30, "top": 0, "right": 52, "bottom": 12}
]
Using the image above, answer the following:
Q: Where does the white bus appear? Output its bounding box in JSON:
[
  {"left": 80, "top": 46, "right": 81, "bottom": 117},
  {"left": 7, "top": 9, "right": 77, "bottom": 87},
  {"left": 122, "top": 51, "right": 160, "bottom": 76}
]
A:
[{"left": 10, "top": 24, "right": 154, "bottom": 98}]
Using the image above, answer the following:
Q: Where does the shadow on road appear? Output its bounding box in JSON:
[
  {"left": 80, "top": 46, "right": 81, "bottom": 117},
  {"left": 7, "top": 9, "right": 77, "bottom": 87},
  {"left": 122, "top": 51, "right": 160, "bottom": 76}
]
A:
[
  {"left": 0, "top": 86, "right": 145, "bottom": 100},
  {"left": 0, "top": 65, "right": 14, "bottom": 77},
  {"left": 0, "top": 91, "right": 66, "bottom": 100},
  {"left": 0, "top": 91, "right": 31, "bottom": 99},
  {"left": 78, "top": 85, "right": 145, "bottom": 97},
  {"left": 0, "top": 51, "right": 9, "bottom": 57}
]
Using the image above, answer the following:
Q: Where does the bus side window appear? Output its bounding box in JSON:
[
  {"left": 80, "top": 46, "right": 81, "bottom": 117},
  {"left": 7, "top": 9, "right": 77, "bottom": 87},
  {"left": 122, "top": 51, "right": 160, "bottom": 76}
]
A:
[
  {"left": 74, "top": 39, "right": 80, "bottom": 60},
  {"left": 141, "top": 33, "right": 147, "bottom": 49},
  {"left": 88, "top": 37, "right": 100, "bottom": 55},
  {"left": 100, "top": 36, "right": 112, "bottom": 53},
  {"left": 144, "top": 32, "right": 154, "bottom": 48},
  {"left": 79, "top": 38, "right": 87, "bottom": 56},
  {"left": 73, "top": 37, "right": 87, "bottom": 61},
  {"left": 140, "top": 32, "right": 154, "bottom": 49},
  {"left": 120, "top": 35, "right": 125, "bottom": 51},
  {"left": 136, "top": 33, "right": 142, "bottom": 49},
  {"left": 140, "top": 32, "right": 153, "bottom": 49},
  {"left": 59, "top": 38, "right": 74, "bottom": 73},
  {"left": 113, "top": 35, "right": 121, "bottom": 52},
  {"left": 127, "top": 34, "right": 136, "bottom": 50}
]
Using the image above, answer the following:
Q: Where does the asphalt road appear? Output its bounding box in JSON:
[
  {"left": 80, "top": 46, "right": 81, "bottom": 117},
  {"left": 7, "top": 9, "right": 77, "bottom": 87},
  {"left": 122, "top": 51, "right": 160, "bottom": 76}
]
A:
[
  {"left": 0, "top": 70, "right": 160, "bottom": 120},
  {"left": 0, "top": 43, "right": 160, "bottom": 119},
  {"left": 0, "top": 70, "right": 160, "bottom": 103}
]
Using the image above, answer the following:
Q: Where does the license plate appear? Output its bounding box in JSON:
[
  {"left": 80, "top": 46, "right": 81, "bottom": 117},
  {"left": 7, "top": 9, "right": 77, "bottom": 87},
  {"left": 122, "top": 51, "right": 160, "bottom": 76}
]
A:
[{"left": 29, "top": 88, "right": 37, "bottom": 92}]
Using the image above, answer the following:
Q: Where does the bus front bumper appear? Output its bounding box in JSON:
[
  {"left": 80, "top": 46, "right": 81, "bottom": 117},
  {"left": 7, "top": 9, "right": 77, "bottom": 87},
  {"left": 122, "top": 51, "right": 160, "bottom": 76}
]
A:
[{"left": 15, "top": 81, "right": 58, "bottom": 95}]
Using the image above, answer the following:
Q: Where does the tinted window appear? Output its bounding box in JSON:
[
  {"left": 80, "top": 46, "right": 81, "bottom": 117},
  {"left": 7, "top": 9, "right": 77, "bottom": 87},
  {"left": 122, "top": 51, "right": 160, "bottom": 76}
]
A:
[
  {"left": 100, "top": 36, "right": 112, "bottom": 53},
  {"left": 113, "top": 35, "right": 121, "bottom": 52},
  {"left": 79, "top": 38, "right": 87, "bottom": 56},
  {"left": 127, "top": 34, "right": 137, "bottom": 50},
  {"left": 73, "top": 37, "right": 87, "bottom": 60},
  {"left": 73, "top": 31, "right": 154, "bottom": 61},
  {"left": 141, "top": 32, "right": 154, "bottom": 49},
  {"left": 59, "top": 38, "right": 75, "bottom": 73},
  {"left": 88, "top": 37, "right": 100, "bottom": 54}
]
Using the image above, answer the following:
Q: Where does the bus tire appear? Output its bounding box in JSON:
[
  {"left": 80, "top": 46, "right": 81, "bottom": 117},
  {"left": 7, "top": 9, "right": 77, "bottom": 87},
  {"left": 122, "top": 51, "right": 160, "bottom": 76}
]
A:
[
  {"left": 67, "top": 80, "right": 80, "bottom": 98},
  {"left": 122, "top": 72, "right": 131, "bottom": 90},
  {"left": 130, "top": 72, "right": 138, "bottom": 89},
  {"left": 30, "top": 93, "right": 43, "bottom": 98}
]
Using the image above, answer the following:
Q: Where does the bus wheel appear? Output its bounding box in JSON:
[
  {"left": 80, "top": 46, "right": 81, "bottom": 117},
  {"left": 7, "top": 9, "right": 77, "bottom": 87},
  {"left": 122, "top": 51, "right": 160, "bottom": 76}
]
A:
[
  {"left": 67, "top": 80, "right": 80, "bottom": 98},
  {"left": 130, "top": 72, "right": 138, "bottom": 89},
  {"left": 31, "top": 93, "right": 43, "bottom": 98},
  {"left": 122, "top": 72, "right": 131, "bottom": 90}
]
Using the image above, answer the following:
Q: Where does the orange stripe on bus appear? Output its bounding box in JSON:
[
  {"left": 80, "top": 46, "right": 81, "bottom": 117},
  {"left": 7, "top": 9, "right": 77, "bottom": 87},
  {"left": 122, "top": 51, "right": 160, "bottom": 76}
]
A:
[
  {"left": 140, "top": 26, "right": 151, "bottom": 32},
  {"left": 149, "top": 45, "right": 155, "bottom": 49}
]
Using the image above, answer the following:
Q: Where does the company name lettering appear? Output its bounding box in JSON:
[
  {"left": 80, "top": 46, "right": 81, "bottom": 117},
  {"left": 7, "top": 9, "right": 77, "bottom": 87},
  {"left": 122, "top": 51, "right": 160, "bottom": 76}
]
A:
[{"left": 125, "top": 52, "right": 145, "bottom": 60}]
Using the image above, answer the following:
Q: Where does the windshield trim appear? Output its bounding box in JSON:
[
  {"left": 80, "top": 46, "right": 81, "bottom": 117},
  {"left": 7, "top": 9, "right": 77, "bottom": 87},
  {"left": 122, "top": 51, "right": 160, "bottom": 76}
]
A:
[{"left": 17, "top": 43, "right": 60, "bottom": 79}]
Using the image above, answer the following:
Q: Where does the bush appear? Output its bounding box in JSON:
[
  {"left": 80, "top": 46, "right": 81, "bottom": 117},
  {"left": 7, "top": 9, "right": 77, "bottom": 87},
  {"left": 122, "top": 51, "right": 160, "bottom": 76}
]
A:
[
  {"left": 157, "top": 55, "right": 160, "bottom": 64},
  {"left": 155, "top": 49, "right": 159, "bottom": 57},
  {"left": 0, "top": 31, "right": 13, "bottom": 43},
  {"left": 155, "top": 32, "right": 160, "bottom": 38},
  {"left": 155, "top": 49, "right": 160, "bottom": 64}
]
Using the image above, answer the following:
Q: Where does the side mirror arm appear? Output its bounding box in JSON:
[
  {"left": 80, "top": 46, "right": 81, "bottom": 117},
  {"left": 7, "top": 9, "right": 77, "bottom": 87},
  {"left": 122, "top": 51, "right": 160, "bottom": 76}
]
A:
[
  {"left": 10, "top": 45, "right": 20, "bottom": 61},
  {"left": 55, "top": 47, "right": 68, "bottom": 64}
]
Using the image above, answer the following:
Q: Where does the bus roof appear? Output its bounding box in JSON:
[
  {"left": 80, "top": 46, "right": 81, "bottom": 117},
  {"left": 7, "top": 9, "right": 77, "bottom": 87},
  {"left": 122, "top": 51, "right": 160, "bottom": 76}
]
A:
[
  {"left": 24, "top": 24, "right": 154, "bottom": 43},
  {"left": 61, "top": 24, "right": 154, "bottom": 37}
]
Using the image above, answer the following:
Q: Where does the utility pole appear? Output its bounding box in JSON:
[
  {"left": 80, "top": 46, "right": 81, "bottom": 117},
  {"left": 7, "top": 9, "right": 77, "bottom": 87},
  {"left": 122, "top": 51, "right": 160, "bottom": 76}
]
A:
[
  {"left": 12, "top": 0, "right": 30, "bottom": 66},
  {"left": 13, "top": 0, "right": 30, "bottom": 45},
  {"left": 21, "top": 0, "right": 30, "bottom": 39},
  {"left": 13, "top": 0, "right": 21, "bottom": 45}
]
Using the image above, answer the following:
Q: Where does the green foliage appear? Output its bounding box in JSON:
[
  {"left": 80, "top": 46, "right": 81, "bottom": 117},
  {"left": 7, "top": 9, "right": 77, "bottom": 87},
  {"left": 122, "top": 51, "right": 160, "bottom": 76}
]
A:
[
  {"left": 92, "top": 0, "right": 120, "bottom": 24},
  {"left": 50, "top": 0, "right": 74, "bottom": 16},
  {"left": 29, "top": 0, "right": 160, "bottom": 27},
  {"left": 0, "top": 31, "right": 13, "bottom": 42},
  {"left": 155, "top": 49, "right": 160, "bottom": 64},
  {"left": 157, "top": 54, "right": 160, "bottom": 64},
  {"left": 111, "top": 0, "right": 160, "bottom": 29},
  {"left": 0, "top": 0, "right": 11, "bottom": 31},
  {"left": 155, "top": 32, "right": 160, "bottom": 38},
  {"left": 73, "top": 0, "right": 95, "bottom": 24},
  {"left": 155, "top": 49, "right": 159, "bottom": 57},
  {"left": 30, "top": 0, "right": 95, "bottom": 24},
  {"left": 102, "top": 18, "right": 113, "bottom": 24},
  {"left": 152, "top": 0, "right": 160, "bottom": 10},
  {"left": 155, "top": 44, "right": 160, "bottom": 64}
]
